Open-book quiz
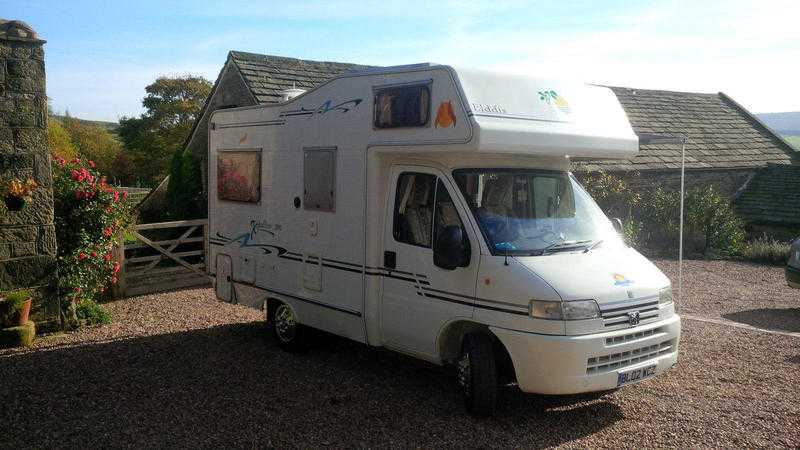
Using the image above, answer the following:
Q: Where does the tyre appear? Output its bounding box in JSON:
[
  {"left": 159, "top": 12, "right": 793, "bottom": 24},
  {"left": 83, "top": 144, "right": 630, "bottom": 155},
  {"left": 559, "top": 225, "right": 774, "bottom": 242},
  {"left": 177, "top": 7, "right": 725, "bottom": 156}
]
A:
[
  {"left": 271, "top": 302, "right": 307, "bottom": 352},
  {"left": 458, "top": 333, "right": 499, "bottom": 416}
]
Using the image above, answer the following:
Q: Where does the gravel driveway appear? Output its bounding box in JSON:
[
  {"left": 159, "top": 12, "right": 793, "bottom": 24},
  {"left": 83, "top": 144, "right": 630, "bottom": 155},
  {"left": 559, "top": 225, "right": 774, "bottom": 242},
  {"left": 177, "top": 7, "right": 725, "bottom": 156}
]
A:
[{"left": 1, "top": 260, "right": 798, "bottom": 448}]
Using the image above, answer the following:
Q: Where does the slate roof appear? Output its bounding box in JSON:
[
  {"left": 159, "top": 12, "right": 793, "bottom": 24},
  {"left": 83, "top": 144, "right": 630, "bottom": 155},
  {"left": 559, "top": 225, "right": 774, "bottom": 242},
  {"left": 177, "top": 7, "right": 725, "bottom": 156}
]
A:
[
  {"left": 735, "top": 164, "right": 800, "bottom": 226},
  {"left": 576, "top": 87, "right": 797, "bottom": 172},
  {"left": 229, "top": 51, "right": 374, "bottom": 104}
]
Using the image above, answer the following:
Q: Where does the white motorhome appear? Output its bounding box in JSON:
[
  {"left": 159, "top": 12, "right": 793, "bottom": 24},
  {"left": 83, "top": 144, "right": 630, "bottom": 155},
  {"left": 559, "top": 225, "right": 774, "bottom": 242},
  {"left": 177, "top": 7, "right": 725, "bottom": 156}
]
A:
[{"left": 208, "top": 64, "right": 681, "bottom": 415}]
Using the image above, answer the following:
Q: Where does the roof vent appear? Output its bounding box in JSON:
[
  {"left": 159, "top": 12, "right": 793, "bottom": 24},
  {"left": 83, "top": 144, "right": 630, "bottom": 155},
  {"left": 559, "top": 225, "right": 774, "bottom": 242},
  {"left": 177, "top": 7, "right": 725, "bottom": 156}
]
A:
[{"left": 281, "top": 87, "right": 306, "bottom": 101}]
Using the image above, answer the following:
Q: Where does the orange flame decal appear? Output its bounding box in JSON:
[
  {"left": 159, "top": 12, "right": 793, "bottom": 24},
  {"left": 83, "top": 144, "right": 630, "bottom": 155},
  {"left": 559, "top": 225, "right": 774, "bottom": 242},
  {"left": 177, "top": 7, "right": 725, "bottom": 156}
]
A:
[{"left": 434, "top": 101, "right": 456, "bottom": 128}]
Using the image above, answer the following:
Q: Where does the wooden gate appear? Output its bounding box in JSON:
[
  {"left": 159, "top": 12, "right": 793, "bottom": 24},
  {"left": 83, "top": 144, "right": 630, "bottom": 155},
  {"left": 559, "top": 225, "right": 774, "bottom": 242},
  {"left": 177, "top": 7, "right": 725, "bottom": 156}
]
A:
[{"left": 114, "top": 219, "right": 210, "bottom": 298}]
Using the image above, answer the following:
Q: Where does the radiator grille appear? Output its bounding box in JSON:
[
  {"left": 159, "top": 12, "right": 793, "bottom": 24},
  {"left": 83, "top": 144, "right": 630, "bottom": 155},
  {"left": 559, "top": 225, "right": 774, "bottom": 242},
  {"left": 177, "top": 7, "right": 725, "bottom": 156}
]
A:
[
  {"left": 600, "top": 298, "right": 660, "bottom": 328},
  {"left": 586, "top": 339, "right": 675, "bottom": 375}
]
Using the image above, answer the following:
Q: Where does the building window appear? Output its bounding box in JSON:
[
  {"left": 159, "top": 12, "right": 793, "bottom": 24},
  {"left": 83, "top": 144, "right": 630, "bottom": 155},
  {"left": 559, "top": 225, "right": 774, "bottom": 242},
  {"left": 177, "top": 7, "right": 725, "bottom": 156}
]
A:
[
  {"left": 374, "top": 84, "right": 431, "bottom": 129},
  {"left": 303, "top": 147, "right": 336, "bottom": 212},
  {"left": 217, "top": 150, "right": 261, "bottom": 203}
]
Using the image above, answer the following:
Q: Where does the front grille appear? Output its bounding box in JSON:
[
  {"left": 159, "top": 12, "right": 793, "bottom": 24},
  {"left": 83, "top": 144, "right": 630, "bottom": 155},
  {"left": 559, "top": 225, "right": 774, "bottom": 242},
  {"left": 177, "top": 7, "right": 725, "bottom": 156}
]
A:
[
  {"left": 605, "top": 326, "right": 664, "bottom": 345},
  {"left": 600, "top": 298, "right": 660, "bottom": 328},
  {"left": 586, "top": 339, "right": 675, "bottom": 375}
]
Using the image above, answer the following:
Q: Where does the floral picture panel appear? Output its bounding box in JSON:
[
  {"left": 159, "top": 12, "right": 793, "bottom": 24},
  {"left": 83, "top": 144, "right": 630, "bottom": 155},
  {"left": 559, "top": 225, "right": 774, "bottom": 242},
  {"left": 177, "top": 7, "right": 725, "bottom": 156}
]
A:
[{"left": 217, "top": 150, "right": 261, "bottom": 203}]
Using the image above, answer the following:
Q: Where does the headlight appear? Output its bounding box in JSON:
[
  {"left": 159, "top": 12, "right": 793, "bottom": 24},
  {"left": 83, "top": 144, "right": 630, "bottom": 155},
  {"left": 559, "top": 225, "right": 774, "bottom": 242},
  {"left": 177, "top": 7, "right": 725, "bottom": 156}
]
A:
[
  {"left": 529, "top": 299, "right": 600, "bottom": 320},
  {"left": 659, "top": 286, "right": 673, "bottom": 305}
]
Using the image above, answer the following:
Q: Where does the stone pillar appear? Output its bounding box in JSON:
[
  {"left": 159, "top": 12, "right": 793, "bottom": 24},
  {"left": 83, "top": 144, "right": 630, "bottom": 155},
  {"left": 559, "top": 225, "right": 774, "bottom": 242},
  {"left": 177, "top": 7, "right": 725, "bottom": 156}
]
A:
[{"left": 0, "top": 20, "right": 59, "bottom": 327}]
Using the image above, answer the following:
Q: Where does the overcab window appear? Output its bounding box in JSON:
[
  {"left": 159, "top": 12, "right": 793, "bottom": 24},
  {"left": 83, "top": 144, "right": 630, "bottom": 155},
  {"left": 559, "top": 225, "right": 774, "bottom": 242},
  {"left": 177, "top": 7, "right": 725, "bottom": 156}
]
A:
[
  {"left": 217, "top": 150, "right": 261, "bottom": 203},
  {"left": 374, "top": 84, "right": 431, "bottom": 128}
]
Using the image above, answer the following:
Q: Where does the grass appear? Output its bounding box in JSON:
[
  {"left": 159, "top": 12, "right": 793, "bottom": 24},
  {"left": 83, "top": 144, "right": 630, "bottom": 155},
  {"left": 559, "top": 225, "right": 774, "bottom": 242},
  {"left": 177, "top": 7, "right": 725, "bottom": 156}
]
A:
[
  {"left": 740, "top": 235, "right": 791, "bottom": 265},
  {"left": 783, "top": 135, "right": 800, "bottom": 150}
]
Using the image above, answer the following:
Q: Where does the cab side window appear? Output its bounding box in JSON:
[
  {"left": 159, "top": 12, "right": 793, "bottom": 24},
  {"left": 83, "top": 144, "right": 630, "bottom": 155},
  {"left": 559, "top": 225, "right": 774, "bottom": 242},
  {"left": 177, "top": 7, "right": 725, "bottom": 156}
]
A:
[
  {"left": 393, "top": 174, "right": 468, "bottom": 252},
  {"left": 433, "top": 179, "right": 467, "bottom": 248},
  {"left": 394, "top": 173, "right": 436, "bottom": 247}
]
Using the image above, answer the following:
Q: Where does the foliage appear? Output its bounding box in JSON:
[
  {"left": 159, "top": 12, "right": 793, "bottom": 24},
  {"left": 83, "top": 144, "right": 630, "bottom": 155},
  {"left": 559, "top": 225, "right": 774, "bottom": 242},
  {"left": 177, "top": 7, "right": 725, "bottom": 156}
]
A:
[
  {"left": 0, "top": 289, "right": 31, "bottom": 326},
  {"left": 118, "top": 76, "right": 212, "bottom": 187},
  {"left": 784, "top": 135, "right": 800, "bottom": 151},
  {"left": 166, "top": 150, "right": 206, "bottom": 219},
  {"left": 61, "top": 116, "right": 123, "bottom": 179},
  {"left": 579, "top": 170, "right": 745, "bottom": 256},
  {"left": 578, "top": 170, "right": 642, "bottom": 246},
  {"left": 740, "top": 235, "right": 791, "bottom": 265},
  {"left": 639, "top": 186, "right": 745, "bottom": 256},
  {"left": 1, "top": 176, "right": 37, "bottom": 201},
  {"left": 52, "top": 156, "right": 134, "bottom": 323},
  {"left": 47, "top": 119, "right": 79, "bottom": 160},
  {"left": 75, "top": 299, "right": 112, "bottom": 325},
  {"left": 110, "top": 152, "right": 138, "bottom": 187}
]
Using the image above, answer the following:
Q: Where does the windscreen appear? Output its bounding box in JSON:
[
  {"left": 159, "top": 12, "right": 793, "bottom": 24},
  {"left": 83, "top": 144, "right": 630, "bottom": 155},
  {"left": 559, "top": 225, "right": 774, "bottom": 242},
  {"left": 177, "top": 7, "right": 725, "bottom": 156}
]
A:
[{"left": 453, "top": 169, "right": 619, "bottom": 255}]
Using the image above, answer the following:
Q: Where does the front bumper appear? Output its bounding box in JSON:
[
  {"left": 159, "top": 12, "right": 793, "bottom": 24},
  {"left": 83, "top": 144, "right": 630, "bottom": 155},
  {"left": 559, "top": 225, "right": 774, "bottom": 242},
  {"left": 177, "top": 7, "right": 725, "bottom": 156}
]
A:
[
  {"left": 787, "top": 265, "right": 800, "bottom": 289},
  {"left": 491, "top": 314, "right": 681, "bottom": 395}
]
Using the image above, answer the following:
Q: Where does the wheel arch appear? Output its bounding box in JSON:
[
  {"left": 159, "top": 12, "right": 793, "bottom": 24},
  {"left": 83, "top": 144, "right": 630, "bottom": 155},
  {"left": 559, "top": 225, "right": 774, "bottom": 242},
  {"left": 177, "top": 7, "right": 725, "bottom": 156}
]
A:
[{"left": 438, "top": 320, "right": 515, "bottom": 382}]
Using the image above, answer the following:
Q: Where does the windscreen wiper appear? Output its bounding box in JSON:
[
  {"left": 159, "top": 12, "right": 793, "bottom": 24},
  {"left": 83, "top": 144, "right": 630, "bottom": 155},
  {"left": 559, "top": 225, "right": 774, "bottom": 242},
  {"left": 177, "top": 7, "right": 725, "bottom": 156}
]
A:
[
  {"left": 583, "top": 239, "right": 604, "bottom": 253},
  {"left": 536, "top": 240, "right": 592, "bottom": 255}
]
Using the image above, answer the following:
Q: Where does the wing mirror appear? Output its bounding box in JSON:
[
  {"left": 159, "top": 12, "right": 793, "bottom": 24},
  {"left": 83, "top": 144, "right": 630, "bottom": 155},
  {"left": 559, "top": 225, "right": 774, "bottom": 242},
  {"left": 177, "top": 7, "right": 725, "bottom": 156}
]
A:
[
  {"left": 434, "top": 225, "right": 470, "bottom": 270},
  {"left": 611, "top": 218, "right": 624, "bottom": 234}
]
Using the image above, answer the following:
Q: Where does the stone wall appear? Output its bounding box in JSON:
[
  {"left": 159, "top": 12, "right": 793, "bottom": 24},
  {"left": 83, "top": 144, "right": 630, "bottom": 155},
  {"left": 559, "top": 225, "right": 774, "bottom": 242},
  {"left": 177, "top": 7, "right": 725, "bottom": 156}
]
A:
[
  {"left": 0, "top": 20, "right": 59, "bottom": 326},
  {"left": 613, "top": 168, "right": 757, "bottom": 199}
]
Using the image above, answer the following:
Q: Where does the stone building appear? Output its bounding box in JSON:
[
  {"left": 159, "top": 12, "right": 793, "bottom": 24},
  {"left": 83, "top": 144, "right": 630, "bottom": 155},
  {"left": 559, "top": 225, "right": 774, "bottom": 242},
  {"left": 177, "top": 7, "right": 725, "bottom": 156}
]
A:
[
  {"left": 161, "top": 51, "right": 798, "bottom": 232},
  {"left": 0, "top": 20, "right": 59, "bottom": 326},
  {"left": 734, "top": 164, "right": 800, "bottom": 240}
]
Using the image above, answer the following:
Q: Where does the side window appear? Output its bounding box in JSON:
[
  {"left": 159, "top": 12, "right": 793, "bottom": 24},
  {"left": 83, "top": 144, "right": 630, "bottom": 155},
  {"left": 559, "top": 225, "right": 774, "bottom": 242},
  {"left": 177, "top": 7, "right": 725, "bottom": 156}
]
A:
[
  {"left": 374, "top": 84, "right": 431, "bottom": 129},
  {"left": 393, "top": 173, "right": 436, "bottom": 247},
  {"left": 433, "top": 179, "right": 468, "bottom": 249},
  {"left": 303, "top": 147, "right": 336, "bottom": 212},
  {"left": 217, "top": 150, "right": 261, "bottom": 203}
]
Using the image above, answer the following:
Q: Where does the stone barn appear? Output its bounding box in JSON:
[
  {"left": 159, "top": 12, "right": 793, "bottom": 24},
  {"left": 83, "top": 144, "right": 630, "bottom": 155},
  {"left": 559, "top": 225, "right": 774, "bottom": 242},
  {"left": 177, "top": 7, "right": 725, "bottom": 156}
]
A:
[{"left": 159, "top": 51, "right": 798, "bottom": 234}]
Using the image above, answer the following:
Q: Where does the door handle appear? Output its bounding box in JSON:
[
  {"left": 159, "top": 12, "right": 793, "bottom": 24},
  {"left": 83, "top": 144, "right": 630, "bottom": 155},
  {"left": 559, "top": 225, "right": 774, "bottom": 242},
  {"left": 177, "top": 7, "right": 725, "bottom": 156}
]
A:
[{"left": 384, "top": 251, "right": 396, "bottom": 269}]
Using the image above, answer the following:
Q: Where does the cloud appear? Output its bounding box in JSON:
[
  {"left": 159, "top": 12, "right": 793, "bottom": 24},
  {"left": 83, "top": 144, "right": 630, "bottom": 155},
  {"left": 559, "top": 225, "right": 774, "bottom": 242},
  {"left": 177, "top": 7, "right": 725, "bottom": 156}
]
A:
[{"left": 384, "top": 0, "right": 800, "bottom": 112}]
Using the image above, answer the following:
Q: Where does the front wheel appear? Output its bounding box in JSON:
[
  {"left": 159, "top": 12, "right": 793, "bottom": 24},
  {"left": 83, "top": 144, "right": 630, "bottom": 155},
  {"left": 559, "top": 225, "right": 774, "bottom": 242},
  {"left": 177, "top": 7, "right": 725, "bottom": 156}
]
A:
[
  {"left": 271, "top": 302, "right": 307, "bottom": 352},
  {"left": 458, "top": 333, "right": 499, "bottom": 416}
]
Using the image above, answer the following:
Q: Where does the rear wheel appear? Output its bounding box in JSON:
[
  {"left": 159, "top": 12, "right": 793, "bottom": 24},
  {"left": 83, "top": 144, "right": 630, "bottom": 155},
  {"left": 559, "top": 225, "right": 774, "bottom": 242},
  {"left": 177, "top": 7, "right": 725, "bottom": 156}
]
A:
[
  {"left": 271, "top": 302, "right": 307, "bottom": 352},
  {"left": 458, "top": 333, "right": 499, "bottom": 416}
]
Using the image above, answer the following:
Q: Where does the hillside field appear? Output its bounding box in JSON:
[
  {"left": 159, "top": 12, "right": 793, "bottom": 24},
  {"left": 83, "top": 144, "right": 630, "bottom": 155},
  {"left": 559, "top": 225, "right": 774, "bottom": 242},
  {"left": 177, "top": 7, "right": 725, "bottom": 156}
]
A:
[{"left": 785, "top": 135, "right": 800, "bottom": 150}]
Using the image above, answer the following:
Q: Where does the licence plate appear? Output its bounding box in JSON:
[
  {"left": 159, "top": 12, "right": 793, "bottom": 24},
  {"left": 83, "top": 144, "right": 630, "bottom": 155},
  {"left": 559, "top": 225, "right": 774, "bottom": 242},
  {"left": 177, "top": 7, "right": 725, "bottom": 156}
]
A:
[{"left": 617, "top": 365, "right": 657, "bottom": 386}]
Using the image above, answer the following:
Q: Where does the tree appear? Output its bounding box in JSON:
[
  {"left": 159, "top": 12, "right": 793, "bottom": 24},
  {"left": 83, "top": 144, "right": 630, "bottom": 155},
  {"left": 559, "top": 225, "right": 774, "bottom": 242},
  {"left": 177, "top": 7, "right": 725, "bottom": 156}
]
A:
[
  {"left": 118, "top": 76, "right": 212, "bottom": 188},
  {"left": 47, "top": 118, "right": 79, "bottom": 160},
  {"left": 61, "top": 116, "right": 122, "bottom": 177}
]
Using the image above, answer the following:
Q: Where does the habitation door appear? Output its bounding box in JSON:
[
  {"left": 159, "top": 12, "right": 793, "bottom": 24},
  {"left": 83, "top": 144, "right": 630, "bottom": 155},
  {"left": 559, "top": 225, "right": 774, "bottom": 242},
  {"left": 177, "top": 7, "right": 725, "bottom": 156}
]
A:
[{"left": 381, "top": 166, "right": 477, "bottom": 360}]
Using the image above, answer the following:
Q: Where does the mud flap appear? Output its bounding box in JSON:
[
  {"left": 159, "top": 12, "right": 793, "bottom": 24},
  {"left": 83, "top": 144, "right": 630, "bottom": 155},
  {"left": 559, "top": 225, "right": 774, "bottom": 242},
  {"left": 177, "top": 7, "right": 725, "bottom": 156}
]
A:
[{"left": 216, "top": 254, "right": 232, "bottom": 302}]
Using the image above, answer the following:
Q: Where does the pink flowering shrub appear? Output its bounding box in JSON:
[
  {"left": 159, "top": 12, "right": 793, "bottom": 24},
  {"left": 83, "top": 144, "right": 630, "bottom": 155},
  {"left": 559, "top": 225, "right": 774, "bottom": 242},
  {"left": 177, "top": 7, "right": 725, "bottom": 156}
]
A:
[{"left": 52, "top": 157, "right": 134, "bottom": 319}]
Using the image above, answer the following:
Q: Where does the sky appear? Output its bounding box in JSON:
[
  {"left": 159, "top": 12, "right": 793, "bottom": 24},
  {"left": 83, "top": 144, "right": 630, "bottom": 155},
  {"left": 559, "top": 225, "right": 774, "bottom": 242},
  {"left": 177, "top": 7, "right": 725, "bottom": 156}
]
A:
[{"left": 4, "top": 0, "right": 799, "bottom": 122}]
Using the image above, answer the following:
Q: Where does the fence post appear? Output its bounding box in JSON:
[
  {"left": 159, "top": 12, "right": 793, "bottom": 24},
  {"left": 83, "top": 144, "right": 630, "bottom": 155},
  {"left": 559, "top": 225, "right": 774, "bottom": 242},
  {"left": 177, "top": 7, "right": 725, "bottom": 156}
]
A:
[{"left": 111, "top": 238, "right": 126, "bottom": 299}]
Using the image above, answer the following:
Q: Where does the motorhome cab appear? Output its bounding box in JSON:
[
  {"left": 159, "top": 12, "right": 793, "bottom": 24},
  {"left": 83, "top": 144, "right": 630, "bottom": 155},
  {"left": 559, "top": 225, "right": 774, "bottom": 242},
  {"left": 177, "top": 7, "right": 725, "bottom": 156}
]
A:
[{"left": 208, "top": 64, "right": 681, "bottom": 415}]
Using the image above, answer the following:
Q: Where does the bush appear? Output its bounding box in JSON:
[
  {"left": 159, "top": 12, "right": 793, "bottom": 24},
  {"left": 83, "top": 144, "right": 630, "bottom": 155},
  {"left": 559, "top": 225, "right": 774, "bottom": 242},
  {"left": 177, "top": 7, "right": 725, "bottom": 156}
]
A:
[
  {"left": 578, "top": 170, "right": 643, "bottom": 247},
  {"left": 639, "top": 186, "right": 745, "bottom": 256},
  {"left": 578, "top": 171, "right": 745, "bottom": 256},
  {"left": 52, "top": 157, "right": 134, "bottom": 325},
  {"left": 740, "top": 235, "right": 791, "bottom": 265},
  {"left": 166, "top": 150, "right": 205, "bottom": 219},
  {"left": 75, "top": 299, "right": 112, "bottom": 325}
]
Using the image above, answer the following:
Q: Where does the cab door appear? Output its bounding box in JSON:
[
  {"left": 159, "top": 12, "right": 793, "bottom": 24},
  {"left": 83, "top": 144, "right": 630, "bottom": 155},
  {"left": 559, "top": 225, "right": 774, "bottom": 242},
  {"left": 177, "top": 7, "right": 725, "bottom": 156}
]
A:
[{"left": 380, "top": 166, "right": 478, "bottom": 360}]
